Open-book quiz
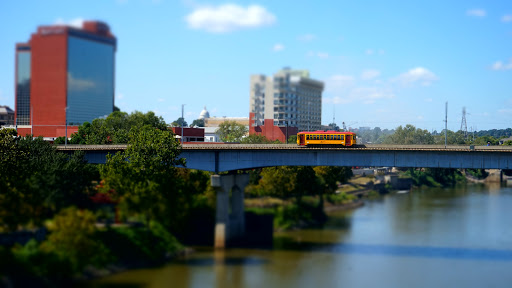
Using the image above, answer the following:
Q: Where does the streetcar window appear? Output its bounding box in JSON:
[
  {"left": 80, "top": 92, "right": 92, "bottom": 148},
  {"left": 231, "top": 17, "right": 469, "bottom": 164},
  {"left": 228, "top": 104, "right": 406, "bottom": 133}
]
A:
[
  {"left": 306, "top": 135, "right": 310, "bottom": 140},
  {"left": 340, "top": 135, "right": 344, "bottom": 140}
]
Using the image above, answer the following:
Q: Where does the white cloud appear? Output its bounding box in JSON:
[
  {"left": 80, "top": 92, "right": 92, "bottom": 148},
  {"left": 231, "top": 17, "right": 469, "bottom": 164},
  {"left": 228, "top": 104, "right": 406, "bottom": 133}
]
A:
[
  {"left": 365, "top": 49, "right": 374, "bottom": 55},
  {"left": 297, "top": 34, "right": 316, "bottom": 42},
  {"left": 361, "top": 69, "right": 381, "bottom": 80},
  {"left": 158, "top": 98, "right": 165, "bottom": 102},
  {"left": 502, "top": 15, "right": 512, "bottom": 23},
  {"left": 55, "top": 17, "right": 84, "bottom": 28},
  {"left": 467, "top": 9, "right": 486, "bottom": 17},
  {"left": 425, "top": 98, "right": 433, "bottom": 102},
  {"left": 491, "top": 59, "right": 512, "bottom": 70},
  {"left": 317, "top": 52, "right": 329, "bottom": 59},
  {"left": 185, "top": 4, "right": 276, "bottom": 33},
  {"left": 116, "top": 93, "right": 124, "bottom": 100},
  {"left": 273, "top": 43, "right": 284, "bottom": 52},
  {"left": 393, "top": 67, "right": 439, "bottom": 86}
]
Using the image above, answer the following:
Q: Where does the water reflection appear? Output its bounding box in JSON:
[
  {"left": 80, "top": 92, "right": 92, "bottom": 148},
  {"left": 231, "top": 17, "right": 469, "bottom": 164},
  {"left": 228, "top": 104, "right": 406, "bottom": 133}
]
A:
[{"left": 87, "top": 184, "right": 512, "bottom": 288}]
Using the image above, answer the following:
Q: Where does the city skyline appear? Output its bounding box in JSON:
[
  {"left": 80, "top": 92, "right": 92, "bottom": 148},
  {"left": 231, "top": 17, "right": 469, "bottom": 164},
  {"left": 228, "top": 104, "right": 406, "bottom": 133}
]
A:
[{"left": 1, "top": 0, "right": 511, "bottom": 132}]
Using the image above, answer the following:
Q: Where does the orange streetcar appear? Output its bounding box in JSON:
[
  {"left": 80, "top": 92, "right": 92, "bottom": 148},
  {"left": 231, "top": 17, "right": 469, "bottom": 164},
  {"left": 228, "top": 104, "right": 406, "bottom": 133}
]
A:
[{"left": 297, "top": 130, "right": 358, "bottom": 147}]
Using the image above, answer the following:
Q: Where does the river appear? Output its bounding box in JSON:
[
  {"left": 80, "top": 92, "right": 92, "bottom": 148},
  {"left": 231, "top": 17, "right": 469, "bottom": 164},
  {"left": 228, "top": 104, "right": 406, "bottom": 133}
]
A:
[{"left": 86, "top": 183, "right": 512, "bottom": 288}]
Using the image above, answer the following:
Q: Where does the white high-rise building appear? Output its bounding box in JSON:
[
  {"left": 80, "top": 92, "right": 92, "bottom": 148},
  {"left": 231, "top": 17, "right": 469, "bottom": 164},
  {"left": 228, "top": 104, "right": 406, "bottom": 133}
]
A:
[{"left": 250, "top": 68, "right": 324, "bottom": 131}]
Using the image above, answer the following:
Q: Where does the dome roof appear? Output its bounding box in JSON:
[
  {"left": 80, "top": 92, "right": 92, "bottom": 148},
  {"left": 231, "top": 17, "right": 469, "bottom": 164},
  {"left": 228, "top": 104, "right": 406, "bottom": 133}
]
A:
[{"left": 199, "top": 106, "right": 210, "bottom": 119}]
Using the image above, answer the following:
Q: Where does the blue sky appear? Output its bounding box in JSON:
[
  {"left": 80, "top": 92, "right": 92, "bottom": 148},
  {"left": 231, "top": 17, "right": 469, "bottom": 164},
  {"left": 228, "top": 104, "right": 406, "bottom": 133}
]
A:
[{"left": 1, "top": 0, "right": 511, "bottom": 132}]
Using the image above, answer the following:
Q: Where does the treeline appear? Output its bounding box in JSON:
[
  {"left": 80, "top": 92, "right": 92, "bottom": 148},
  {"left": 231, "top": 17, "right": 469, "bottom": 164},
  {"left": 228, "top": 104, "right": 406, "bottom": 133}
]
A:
[{"left": 356, "top": 124, "right": 512, "bottom": 145}]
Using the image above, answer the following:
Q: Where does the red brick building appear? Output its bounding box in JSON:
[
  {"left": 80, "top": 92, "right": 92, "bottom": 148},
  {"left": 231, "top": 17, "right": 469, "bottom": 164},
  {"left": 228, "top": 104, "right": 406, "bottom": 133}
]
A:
[
  {"left": 15, "top": 21, "right": 116, "bottom": 139},
  {"left": 171, "top": 127, "right": 205, "bottom": 142},
  {"left": 249, "top": 112, "right": 298, "bottom": 143}
]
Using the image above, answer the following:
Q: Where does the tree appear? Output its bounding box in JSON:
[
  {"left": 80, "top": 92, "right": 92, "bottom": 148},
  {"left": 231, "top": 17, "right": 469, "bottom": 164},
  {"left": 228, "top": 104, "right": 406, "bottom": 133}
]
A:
[
  {"left": 382, "top": 124, "right": 434, "bottom": 145},
  {"left": 189, "top": 119, "right": 205, "bottom": 127},
  {"left": 171, "top": 117, "right": 188, "bottom": 127},
  {"left": 472, "top": 135, "right": 499, "bottom": 146},
  {"left": 99, "top": 126, "right": 186, "bottom": 228},
  {"left": 66, "top": 111, "right": 167, "bottom": 145},
  {"left": 216, "top": 121, "right": 248, "bottom": 142},
  {"left": 288, "top": 135, "right": 297, "bottom": 144},
  {"left": 327, "top": 123, "right": 340, "bottom": 131},
  {"left": 241, "top": 134, "right": 273, "bottom": 144},
  {"left": 0, "top": 130, "right": 97, "bottom": 231}
]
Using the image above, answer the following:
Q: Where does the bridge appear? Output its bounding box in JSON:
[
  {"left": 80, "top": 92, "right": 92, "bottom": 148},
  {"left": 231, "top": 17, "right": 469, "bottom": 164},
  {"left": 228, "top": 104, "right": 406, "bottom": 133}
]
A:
[
  {"left": 57, "top": 144, "right": 512, "bottom": 172},
  {"left": 56, "top": 143, "right": 512, "bottom": 248}
]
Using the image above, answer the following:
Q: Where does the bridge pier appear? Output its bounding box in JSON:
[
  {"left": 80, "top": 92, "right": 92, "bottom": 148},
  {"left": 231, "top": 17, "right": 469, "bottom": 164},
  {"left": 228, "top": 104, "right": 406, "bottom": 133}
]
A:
[{"left": 211, "top": 173, "right": 249, "bottom": 249}]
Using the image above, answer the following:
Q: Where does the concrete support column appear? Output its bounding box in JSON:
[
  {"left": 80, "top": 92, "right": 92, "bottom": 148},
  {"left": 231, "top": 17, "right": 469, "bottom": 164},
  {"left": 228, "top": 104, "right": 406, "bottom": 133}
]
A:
[{"left": 211, "top": 173, "right": 249, "bottom": 249}]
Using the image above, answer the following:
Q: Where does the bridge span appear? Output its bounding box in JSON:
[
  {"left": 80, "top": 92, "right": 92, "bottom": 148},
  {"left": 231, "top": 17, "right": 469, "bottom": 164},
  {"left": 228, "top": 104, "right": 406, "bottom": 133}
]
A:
[{"left": 57, "top": 144, "right": 512, "bottom": 172}]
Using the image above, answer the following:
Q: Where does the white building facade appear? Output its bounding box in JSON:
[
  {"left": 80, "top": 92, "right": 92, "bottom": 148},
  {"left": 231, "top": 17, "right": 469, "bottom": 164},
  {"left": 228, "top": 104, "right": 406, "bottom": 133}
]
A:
[{"left": 250, "top": 68, "right": 324, "bottom": 132}]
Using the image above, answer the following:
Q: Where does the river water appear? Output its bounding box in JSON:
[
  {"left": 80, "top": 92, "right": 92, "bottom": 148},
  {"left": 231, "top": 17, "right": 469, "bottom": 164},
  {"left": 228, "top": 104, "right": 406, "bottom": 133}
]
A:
[{"left": 87, "top": 183, "right": 512, "bottom": 288}]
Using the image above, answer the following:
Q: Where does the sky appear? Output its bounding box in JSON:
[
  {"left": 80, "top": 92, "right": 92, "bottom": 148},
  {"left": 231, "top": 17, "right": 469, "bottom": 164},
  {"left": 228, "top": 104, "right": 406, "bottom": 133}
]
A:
[{"left": 1, "top": 0, "right": 511, "bottom": 132}]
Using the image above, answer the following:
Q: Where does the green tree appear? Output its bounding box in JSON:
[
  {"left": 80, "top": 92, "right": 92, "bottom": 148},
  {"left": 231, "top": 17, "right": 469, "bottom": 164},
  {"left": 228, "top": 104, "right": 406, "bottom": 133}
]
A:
[
  {"left": 472, "top": 135, "right": 499, "bottom": 146},
  {"left": 382, "top": 124, "right": 434, "bottom": 145},
  {"left": 99, "top": 126, "right": 186, "bottom": 228},
  {"left": 241, "top": 134, "right": 274, "bottom": 144},
  {"left": 0, "top": 130, "right": 97, "bottom": 231},
  {"left": 288, "top": 135, "right": 297, "bottom": 144},
  {"left": 171, "top": 117, "right": 188, "bottom": 127},
  {"left": 189, "top": 119, "right": 205, "bottom": 127},
  {"left": 68, "top": 111, "right": 167, "bottom": 144},
  {"left": 40, "top": 207, "right": 112, "bottom": 273},
  {"left": 216, "top": 121, "right": 248, "bottom": 142}
]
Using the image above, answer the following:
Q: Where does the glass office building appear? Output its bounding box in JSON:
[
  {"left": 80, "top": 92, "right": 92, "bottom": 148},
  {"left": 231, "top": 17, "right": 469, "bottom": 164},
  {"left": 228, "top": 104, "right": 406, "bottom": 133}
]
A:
[{"left": 14, "top": 21, "right": 116, "bottom": 138}]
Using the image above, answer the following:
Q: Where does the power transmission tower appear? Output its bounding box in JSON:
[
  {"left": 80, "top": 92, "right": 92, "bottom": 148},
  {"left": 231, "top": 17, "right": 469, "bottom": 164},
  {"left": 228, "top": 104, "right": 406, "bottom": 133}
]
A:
[{"left": 460, "top": 107, "right": 467, "bottom": 139}]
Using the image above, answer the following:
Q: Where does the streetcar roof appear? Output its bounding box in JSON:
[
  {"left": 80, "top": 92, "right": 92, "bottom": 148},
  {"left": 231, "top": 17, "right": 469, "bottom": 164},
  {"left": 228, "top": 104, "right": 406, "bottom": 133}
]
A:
[{"left": 297, "top": 130, "right": 356, "bottom": 135}]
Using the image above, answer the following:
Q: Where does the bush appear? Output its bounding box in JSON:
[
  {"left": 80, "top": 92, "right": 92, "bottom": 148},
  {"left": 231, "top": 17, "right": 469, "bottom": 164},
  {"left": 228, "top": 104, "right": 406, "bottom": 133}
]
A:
[
  {"left": 40, "top": 207, "right": 113, "bottom": 274},
  {"left": 98, "top": 221, "right": 183, "bottom": 265}
]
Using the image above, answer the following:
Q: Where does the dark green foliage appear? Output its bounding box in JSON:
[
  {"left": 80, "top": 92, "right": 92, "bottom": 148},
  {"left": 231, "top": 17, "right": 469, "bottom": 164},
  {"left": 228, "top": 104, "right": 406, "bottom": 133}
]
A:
[
  {"left": 40, "top": 207, "right": 113, "bottom": 273},
  {"left": 405, "top": 168, "right": 465, "bottom": 187},
  {"left": 466, "top": 169, "right": 489, "bottom": 179},
  {"left": 68, "top": 111, "right": 167, "bottom": 144},
  {"left": 0, "top": 131, "right": 97, "bottom": 231},
  {"left": 274, "top": 200, "right": 327, "bottom": 230},
  {"left": 287, "top": 135, "right": 297, "bottom": 144},
  {"left": 472, "top": 135, "right": 499, "bottom": 146},
  {"left": 241, "top": 134, "right": 275, "bottom": 144},
  {"left": 189, "top": 119, "right": 205, "bottom": 127},
  {"left": 98, "top": 221, "right": 183, "bottom": 264},
  {"left": 171, "top": 117, "right": 188, "bottom": 127}
]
